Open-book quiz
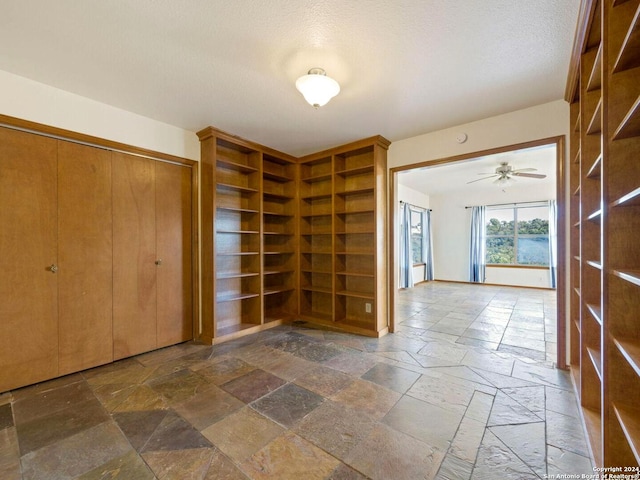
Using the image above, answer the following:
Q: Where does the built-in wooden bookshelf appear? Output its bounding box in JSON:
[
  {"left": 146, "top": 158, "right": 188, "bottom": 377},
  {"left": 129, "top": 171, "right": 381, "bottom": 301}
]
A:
[
  {"left": 567, "top": 0, "right": 640, "bottom": 467},
  {"left": 199, "top": 127, "right": 390, "bottom": 343},
  {"left": 299, "top": 137, "right": 390, "bottom": 337},
  {"left": 199, "top": 127, "right": 299, "bottom": 343}
]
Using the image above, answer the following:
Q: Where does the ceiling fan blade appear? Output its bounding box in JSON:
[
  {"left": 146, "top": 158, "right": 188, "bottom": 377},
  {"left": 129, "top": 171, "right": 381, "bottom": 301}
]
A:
[
  {"left": 467, "top": 175, "right": 498, "bottom": 184},
  {"left": 511, "top": 167, "right": 537, "bottom": 173},
  {"left": 512, "top": 172, "right": 546, "bottom": 179}
]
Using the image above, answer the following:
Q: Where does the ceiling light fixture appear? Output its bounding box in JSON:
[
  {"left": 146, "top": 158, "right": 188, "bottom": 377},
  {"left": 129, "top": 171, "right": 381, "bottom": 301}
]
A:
[{"left": 295, "top": 68, "right": 340, "bottom": 108}]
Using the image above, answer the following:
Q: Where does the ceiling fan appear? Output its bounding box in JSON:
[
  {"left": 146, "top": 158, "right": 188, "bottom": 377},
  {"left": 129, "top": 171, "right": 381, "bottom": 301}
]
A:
[{"left": 467, "top": 162, "right": 547, "bottom": 185}]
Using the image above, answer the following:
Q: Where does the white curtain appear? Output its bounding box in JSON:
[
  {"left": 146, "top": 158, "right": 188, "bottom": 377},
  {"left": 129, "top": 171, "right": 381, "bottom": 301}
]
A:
[
  {"left": 469, "top": 206, "right": 486, "bottom": 283},
  {"left": 400, "top": 202, "right": 414, "bottom": 288},
  {"left": 548, "top": 199, "right": 558, "bottom": 288},
  {"left": 422, "top": 209, "right": 434, "bottom": 281}
]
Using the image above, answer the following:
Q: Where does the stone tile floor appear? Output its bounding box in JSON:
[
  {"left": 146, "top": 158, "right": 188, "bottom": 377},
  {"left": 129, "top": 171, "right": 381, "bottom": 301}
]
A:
[{"left": 0, "top": 281, "right": 593, "bottom": 479}]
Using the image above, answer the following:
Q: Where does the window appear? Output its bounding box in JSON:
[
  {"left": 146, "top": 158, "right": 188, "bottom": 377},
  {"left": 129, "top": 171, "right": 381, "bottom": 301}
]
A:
[
  {"left": 485, "top": 204, "right": 550, "bottom": 266},
  {"left": 410, "top": 209, "right": 423, "bottom": 264}
]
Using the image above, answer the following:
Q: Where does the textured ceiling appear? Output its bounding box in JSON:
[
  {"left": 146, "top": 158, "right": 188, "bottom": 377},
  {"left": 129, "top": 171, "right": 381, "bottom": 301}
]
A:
[
  {"left": 398, "top": 144, "right": 557, "bottom": 196},
  {"left": 0, "top": 1, "right": 580, "bottom": 156}
]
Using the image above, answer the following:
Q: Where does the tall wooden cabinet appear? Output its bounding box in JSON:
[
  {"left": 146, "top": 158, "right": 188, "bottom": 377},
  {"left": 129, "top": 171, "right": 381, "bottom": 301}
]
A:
[
  {"left": 199, "top": 128, "right": 390, "bottom": 343},
  {"left": 567, "top": 0, "right": 640, "bottom": 467},
  {"left": 0, "top": 123, "right": 194, "bottom": 393}
]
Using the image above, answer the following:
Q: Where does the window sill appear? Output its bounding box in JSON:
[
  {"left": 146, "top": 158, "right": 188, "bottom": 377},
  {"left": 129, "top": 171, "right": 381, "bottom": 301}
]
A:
[{"left": 486, "top": 264, "right": 549, "bottom": 270}]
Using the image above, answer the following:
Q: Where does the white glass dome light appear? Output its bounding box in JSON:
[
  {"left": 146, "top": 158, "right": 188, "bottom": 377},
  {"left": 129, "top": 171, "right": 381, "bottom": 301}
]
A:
[{"left": 295, "top": 68, "right": 340, "bottom": 108}]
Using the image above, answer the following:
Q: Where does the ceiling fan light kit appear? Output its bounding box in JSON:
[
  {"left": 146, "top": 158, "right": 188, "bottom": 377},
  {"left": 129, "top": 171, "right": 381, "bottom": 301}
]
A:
[
  {"left": 295, "top": 68, "right": 340, "bottom": 108},
  {"left": 466, "top": 162, "right": 547, "bottom": 185}
]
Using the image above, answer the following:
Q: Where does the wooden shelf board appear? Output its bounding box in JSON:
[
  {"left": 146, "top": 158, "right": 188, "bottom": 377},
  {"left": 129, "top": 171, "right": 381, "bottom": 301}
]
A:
[
  {"left": 587, "top": 347, "right": 602, "bottom": 380},
  {"left": 573, "top": 184, "right": 581, "bottom": 196},
  {"left": 263, "top": 211, "right": 293, "bottom": 217},
  {"left": 301, "top": 173, "right": 332, "bottom": 183},
  {"left": 573, "top": 220, "right": 581, "bottom": 228},
  {"left": 612, "top": 4, "right": 640, "bottom": 73},
  {"left": 300, "top": 250, "right": 332, "bottom": 255},
  {"left": 264, "top": 313, "right": 295, "bottom": 324},
  {"left": 264, "top": 251, "right": 295, "bottom": 255},
  {"left": 216, "top": 229, "right": 259, "bottom": 234},
  {"left": 264, "top": 269, "right": 294, "bottom": 275},
  {"left": 217, "top": 158, "right": 258, "bottom": 173},
  {"left": 613, "top": 269, "right": 640, "bottom": 287},
  {"left": 335, "top": 209, "right": 375, "bottom": 215},
  {"left": 264, "top": 231, "right": 294, "bottom": 236},
  {"left": 299, "top": 312, "right": 333, "bottom": 323},
  {"left": 217, "top": 206, "right": 259, "bottom": 214},
  {"left": 217, "top": 272, "right": 259, "bottom": 279},
  {"left": 586, "top": 98, "right": 602, "bottom": 135},
  {"left": 216, "top": 292, "right": 260, "bottom": 302},
  {"left": 264, "top": 287, "right": 294, "bottom": 296},
  {"left": 301, "top": 269, "right": 332, "bottom": 275},
  {"left": 301, "top": 192, "right": 332, "bottom": 200},
  {"left": 301, "top": 231, "right": 332, "bottom": 235},
  {"left": 586, "top": 209, "right": 602, "bottom": 223},
  {"left": 263, "top": 191, "right": 293, "bottom": 200},
  {"left": 573, "top": 318, "right": 581, "bottom": 334},
  {"left": 301, "top": 286, "right": 333, "bottom": 294},
  {"left": 611, "top": 187, "right": 640, "bottom": 207},
  {"left": 335, "top": 187, "right": 374, "bottom": 196},
  {"left": 586, "top": 260, "right": 602, "bottom": 270},
  {"left": 613, "top": 94, "right": 640, "bottom": 140},
  {"left": 336, "top": 290, "right": 375, "bottom": 299},
  {"left": 216, "top": 322, "right": 262, "bottom": 338},
  {"left": 335, "top": 251, "right": 375, "bottom": 256},
  {"left": 301, "top": 212, "right": 332, "bottom": 218},
  {"left": 217, "top": 182, "right": 258, "bottom": 193},
  {"left": 573, "top": 255, "right": 581, "bottom": 261},
  {"left": 582, "top": 407, "right": 603, "bottom": 466},
  {"left": 335, "top": 165, "right": 374, "bottom": 176},
  {"left": 217, "top": 251, "right": 259, "bottom": 256},
  {"left": 612, "top": 404, "right": 640, "bottom": 465},
  {"left": 336, "top": 271, "right": 375, "bottom": 278},
  {"left": 336, "top": 231, "right": 375, "bottom": 235},
  {"left": 613, "top": 338, "right": 640, "bottom": 378},
  {"left": 335, "top": 317, "right": 376, "bottom": 331},
  {"left": 586, "top": 153, "right": 602, "bottom": 178},
  {"left": 263, "top": 171, "right": 294, "bottom": 183},
  {"left": 586, "top": 303, "right": 602, "bottom": 326},
  {"left": 574, "top": 287, "right": 581, "bottom": 297},
  {"left": 586, "top": 44, "right": 602, "bottom": 92}
]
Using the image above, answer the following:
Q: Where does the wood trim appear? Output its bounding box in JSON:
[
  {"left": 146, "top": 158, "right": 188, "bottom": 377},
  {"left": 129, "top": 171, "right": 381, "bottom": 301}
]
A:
[
  {"left": 487, "top": 264, "right": 551, "bottom": 270},
  {"left": 556, "top": 135, "right": 568, "bottom": 369},
  {"left": 565, "top": 0, "right": 599, "bottom": 102},
  {"left": 196, "top": 126, "right": 298, "bottom": 163},
  {"left": 299, "top": 135, "right": 391, "bottom": 161},
  {"left": 0, "top": 114, "right": 196, "bottom": 166},
  {"left": 391, "top": 136, "right": 565, "bottom": 173}
]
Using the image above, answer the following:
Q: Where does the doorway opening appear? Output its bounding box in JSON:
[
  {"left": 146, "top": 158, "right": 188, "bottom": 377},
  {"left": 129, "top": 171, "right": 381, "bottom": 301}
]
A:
[{"left": 388, "top": 136, "right": 566, "bottom": 368}]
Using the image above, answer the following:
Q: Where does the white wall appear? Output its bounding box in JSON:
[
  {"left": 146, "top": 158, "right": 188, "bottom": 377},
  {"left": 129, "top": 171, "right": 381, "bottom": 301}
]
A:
[
  {"left": 430, "top": 184, "right": 555, "bottom": 288},
  {"left": 0, "top": 69, "right": 199, "bottom": 161},
  {"left": 398, "top": 184, "right": 430, "bottom": 282}
]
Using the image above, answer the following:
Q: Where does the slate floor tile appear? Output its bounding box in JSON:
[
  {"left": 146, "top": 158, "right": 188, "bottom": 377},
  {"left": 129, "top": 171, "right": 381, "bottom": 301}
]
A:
[
  {"left": 251, "top": 383, "right": 324, "bottom": 428},
  {"left": 294, "top": 366, "right": 353, "bottom": 397},
  {"left": 331, "top": 379, "right": 401, "bottom": 420},
  {"left": 141, "top": 410, "right": 212, "bottom": 453},
  {"left": 220, "top": 369, "right": 286, "bottom": 403},
  {"left": 361, "top": 362, "right": 421, "bottom": 394}
]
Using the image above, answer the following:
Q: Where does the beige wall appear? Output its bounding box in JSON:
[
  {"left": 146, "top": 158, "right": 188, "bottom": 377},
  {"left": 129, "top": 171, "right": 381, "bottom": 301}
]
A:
[{"left": 0, "top": 69, "right": 200, "bottom": 161}]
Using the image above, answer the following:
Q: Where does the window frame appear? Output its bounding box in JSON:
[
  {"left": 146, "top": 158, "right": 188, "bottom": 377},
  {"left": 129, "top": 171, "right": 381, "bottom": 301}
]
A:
[{"left": 485, "top": 203, "right": 550, "bottom": 267}]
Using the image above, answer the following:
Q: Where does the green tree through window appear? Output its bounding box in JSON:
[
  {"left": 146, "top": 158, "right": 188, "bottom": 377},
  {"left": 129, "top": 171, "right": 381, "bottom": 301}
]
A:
[{"left": 485, "top": 205, "right": 550, "bottom": 266}]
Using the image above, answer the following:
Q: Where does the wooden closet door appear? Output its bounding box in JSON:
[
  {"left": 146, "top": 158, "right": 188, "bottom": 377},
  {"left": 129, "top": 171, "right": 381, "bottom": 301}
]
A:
[
  {"left": 0, "top": 128, "right": 58, "bottom": 392},
  {"left": 155, "top": 162, "right": 193, "bottom": 347},
  {"left": 57, "top": 141, "right": 113, "bottom": 375},
  {"left": 112, "top": 152, "right": 157, "bottom": 359}
]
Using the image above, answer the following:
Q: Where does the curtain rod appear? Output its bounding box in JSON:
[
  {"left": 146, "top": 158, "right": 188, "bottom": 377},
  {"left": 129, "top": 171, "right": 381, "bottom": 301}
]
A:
[
  {"left": 399, "top": 200, "right": 432, "bottom": 212},
  {"left": 464, "top": 200, "right": 551, "bottom": 209}
]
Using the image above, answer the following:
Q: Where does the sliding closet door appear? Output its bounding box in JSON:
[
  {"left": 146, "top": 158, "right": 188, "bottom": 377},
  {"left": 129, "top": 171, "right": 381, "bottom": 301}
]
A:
[
  {"left": 156, "top": 161, "right": 193, "bottom": 347},
  {"left": 112, "top": 152, "right": 157, "bottom": 359},
  {"left": 57, "top": 141, "right": 113, "bottom": 375},
  {"left": 0, "top": 128, "right": 58, "bottom": 392}
]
